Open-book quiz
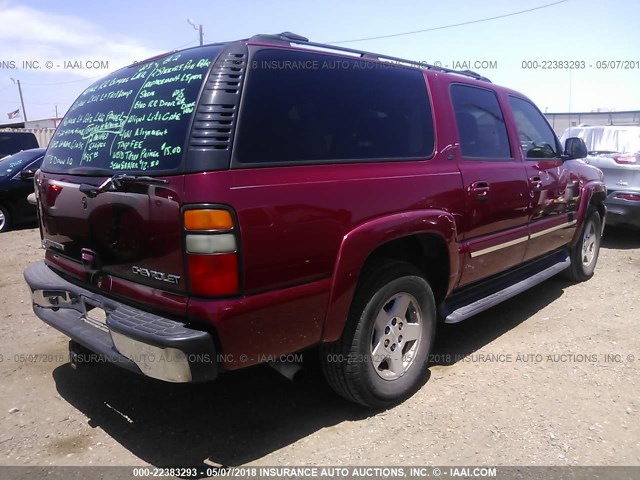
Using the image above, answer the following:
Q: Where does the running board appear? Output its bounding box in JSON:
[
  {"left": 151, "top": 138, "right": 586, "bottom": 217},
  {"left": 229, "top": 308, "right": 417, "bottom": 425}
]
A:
[{"left": 444, "top": 255, "right": 571, "bottom": 324}]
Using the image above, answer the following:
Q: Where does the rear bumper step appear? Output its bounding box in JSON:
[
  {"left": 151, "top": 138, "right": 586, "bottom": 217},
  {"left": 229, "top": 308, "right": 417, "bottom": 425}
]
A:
[{"left": 24, "top": 261, "right": 217, "bottom": 383}]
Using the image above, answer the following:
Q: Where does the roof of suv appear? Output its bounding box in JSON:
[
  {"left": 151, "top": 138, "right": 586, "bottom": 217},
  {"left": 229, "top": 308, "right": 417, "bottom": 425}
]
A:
[{"left": 243, "top": 31, "right": 493, "bottom": 83}]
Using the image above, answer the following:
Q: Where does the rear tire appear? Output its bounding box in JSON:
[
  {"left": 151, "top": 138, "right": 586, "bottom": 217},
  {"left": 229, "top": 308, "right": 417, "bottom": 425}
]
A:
[
  {"left": 321, "top": 260, "right": 436, "bottom": 408},
  {"left": 0, "top": 205, "right": 10, "bottom": 233},
  {"left": 563, "top": 206, "right": 602, "bottom": 282}
]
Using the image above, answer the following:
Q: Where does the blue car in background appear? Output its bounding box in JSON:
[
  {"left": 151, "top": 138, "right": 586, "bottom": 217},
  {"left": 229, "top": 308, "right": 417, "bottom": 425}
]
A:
[{"left": 0, "top": 148, "right": 45, "bottom": 232}]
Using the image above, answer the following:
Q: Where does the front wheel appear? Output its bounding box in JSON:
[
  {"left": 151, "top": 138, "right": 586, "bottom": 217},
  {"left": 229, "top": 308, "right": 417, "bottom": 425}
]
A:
[
  {"left": 321, "top": 261, "right": 436, "bottom": 408},
  {"left": 564, "top": 207, "right": 602, "bottom": 282}
]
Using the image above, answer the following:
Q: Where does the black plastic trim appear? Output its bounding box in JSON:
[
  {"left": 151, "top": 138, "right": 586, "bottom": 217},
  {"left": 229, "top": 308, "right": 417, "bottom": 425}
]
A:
[
  {"left": 442, "top": 249, "right": 570, "bottom": 323},
  {"left": 185, "top": 43, "right": 248, "bottom": 173}
]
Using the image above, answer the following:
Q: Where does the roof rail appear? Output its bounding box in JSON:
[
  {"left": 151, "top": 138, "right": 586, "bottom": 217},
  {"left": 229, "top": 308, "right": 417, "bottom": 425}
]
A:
[
  {"left": 246, "top": 32, "right": 491, "bottom": 83},
  {"left": 248, "top": 32, "right": 310, "bottom": 44}
]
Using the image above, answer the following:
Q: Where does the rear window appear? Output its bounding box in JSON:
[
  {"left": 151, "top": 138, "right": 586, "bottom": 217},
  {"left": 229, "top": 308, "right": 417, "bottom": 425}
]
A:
[
  {"left": 234, "top": 49, "right": 434, "bottom": 165},
  {"left": 0, "top": 133, "right": 38, "bottom": 157},
  {"left": 43, "top": 45, "right": 223, "bottom": 174}
]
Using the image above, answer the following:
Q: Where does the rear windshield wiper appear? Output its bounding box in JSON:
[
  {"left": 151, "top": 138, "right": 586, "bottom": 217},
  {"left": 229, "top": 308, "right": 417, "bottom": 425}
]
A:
[{"left": 79, "top": 173, "right": 168, "bottom": 198}]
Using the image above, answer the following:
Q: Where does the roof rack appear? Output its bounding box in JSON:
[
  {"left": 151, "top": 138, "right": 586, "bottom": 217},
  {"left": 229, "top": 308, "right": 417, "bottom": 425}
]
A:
[{"left": 247, "top": 32, "right": 491, "bottom": 83}]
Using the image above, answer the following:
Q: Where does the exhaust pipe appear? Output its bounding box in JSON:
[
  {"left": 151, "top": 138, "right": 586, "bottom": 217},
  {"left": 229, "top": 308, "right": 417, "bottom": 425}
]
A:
[{"left": 268, "top": 360, "right": 303, "bottom": 381}]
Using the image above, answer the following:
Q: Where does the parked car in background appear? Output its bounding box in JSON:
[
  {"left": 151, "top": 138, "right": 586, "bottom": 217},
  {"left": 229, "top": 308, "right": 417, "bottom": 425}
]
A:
[
  {"left": 0, "top": 148, "right": 45, "bottom": 232},
  {"left": 561, "top": 125, "right": 640, "bottom": 229},
  {"left": 0, "top": 131, "right": 39, "bottom": 159}
]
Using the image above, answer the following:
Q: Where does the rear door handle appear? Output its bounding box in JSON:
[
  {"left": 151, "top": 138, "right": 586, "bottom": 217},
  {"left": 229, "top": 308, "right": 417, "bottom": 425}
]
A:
[
  {"left": 529, "top": 176, "right": 542, "bottom": 191},
  {"left": 470, "top": 181, "right": 490, "bottom": 200}
]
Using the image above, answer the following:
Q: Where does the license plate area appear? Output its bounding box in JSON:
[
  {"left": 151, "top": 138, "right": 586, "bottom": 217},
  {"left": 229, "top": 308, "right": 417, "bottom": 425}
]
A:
[{"left": 80, "top": 296, "right": 109, "bottom": 332}]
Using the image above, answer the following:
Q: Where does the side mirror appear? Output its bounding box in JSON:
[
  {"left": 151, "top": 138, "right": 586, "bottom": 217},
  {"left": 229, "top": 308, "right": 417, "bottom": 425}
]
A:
[
  {"left": 20, "top": 169, "right": 35, "bottom": 180},
  {"left": 562, "top": 137, "right": 588, "bottom": 160}
]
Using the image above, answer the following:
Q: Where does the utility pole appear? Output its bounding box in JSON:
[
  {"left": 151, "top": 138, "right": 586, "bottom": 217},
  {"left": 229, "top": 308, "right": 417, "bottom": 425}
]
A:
[
  {"left": 10, "top": 77, "right": 27, "bottom": 121},
  {"left": 187, "top": 18, "right": 204, "bottom": 45},
  {"left": 568, "top": 70, "right": 572, "bottom": 132}
]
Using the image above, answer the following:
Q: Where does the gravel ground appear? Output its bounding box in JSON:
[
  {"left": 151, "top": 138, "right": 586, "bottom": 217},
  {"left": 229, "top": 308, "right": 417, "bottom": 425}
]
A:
[{"left": 0, "top": 226, "right": 638, "bottom": 467}]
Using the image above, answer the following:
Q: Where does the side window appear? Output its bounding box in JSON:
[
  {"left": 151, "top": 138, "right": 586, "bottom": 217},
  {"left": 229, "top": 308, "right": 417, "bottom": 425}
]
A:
[
  {"left": 508, "top": 96, "right": 560, "bottom": 159},
  {"left": 26, "top": 158, "right": 43, "bottom": 171},
  {"left": 235, "top": 49, "right": 434, "bottom": 164},
  {"left": 450, "top": 84, "right": 511, "bottom": 159}
]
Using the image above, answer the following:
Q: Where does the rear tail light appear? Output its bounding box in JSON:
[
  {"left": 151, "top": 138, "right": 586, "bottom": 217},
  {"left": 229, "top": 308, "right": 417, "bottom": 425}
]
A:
[
  {"left": 184, "top": 209, "right": 233, "bottom": 231},
  {"left": 183, "top": 208, "right": 239, "bottom": 296},
  {"left": 614, "top": 193, "right": 640, "bottom": 202},
  {"left": 188, "top": 254, "right": 239, "bottom": 296},
  {"left": 46, "top": 184, "right": 63, "bottom": 207},
  {"left": 186, "top": 234, "right": 236, "bottom": 254},
  {"left": 613, "top": 154, "right": 639, "bottom": 164}
]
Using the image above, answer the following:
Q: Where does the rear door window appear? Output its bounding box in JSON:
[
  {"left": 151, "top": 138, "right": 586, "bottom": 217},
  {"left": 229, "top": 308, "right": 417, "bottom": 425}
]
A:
[
  {"left": 450, "top": 84, "right": 512, "bottom": 159},
  {"left": 234, "top": 49, "right": 434, "bottom": 165},
  {"left": 42, "top": 45, "right": 223, "bottom": 174}
]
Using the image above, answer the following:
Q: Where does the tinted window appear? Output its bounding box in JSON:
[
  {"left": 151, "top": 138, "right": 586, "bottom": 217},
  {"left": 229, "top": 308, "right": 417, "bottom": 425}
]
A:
[
  {"left": 450, "top": 84, "right": 511, "bottom": 159},
  {"left": 43, "top": 46, "right": 223, "bottom": 174},
  {"left": 0, "top": 134, "right": 37, "bottom": 156},
  {"left": 234, "top": 49, "right": 434, "bottom": 164},
  {"left": 509, "top": 96, "right": 560, "bottom": 159}
]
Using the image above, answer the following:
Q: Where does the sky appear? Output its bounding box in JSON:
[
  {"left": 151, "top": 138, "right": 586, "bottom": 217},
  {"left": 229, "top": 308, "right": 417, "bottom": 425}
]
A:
[{"left": 0, "top": 0, "right": 639, "bottom": 123}]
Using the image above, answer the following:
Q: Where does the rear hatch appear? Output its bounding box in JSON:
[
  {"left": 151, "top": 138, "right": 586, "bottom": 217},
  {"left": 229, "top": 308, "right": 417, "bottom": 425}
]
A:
[
  {"left": 38, "top": 45, "right": 225, "bottom": 298},
  {"left": 586, "top": 151, "right": 640, "bottom": 193}
]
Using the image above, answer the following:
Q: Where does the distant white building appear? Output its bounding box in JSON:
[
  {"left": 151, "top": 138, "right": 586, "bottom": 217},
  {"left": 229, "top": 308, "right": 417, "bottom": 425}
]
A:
[
  {"left": 0, "top": 117, "right": 62, "bottom": 129},
  {"left": 0, "top": 117, "right": 62, "bottom": 147},
  {"left": 25, "top": 118, "right": 62, "bottom": 129}
]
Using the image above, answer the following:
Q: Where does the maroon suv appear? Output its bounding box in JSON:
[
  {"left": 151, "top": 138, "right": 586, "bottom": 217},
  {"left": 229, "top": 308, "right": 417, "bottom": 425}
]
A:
[{"left": 24, "top": 32, "right": 606, "bottom": 408}]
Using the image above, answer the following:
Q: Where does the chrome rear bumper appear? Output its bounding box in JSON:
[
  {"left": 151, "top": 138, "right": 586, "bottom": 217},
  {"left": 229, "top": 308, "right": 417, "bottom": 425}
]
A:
[{"left": 24, "top": 261, "right": 218, "bottom": 383}]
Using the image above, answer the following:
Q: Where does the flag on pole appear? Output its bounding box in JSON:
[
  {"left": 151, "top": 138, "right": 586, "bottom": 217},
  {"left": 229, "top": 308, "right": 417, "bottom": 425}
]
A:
[{"left": 7, "top": 109, "right": 20, "bottom": 119}]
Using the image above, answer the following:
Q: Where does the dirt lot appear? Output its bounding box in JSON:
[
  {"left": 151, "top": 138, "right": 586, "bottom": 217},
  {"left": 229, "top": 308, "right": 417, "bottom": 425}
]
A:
[{"left": 0, "top": 226, "right": 639, "bottom": 467}]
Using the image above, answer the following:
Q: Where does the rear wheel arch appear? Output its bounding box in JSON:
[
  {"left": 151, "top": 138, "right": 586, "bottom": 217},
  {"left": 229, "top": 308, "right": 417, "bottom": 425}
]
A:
[
  {"left": 359, "top": 233, "right": 450, "bottom": 308},
  {"left": 322, "top": 210, "right": 459, "bottom": 343}
]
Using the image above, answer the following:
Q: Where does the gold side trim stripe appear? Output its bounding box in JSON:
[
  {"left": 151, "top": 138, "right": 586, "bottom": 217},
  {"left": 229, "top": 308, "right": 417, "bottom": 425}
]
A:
[
  {"left": 470, "top": 220, "right": 577, "bottom": 258},
  {"left": 529, "top": 219, "right": 577, "bottom": 239},
  {"left": 470, "top": 236, "right": 528, "bottom": 258}
]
